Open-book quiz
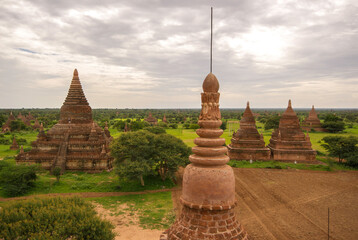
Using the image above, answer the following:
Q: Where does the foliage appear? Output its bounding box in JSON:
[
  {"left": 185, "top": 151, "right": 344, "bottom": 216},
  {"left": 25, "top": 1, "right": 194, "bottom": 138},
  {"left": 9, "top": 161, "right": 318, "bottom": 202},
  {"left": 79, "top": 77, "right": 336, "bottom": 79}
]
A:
[
  {"left": 220, "top": 121, "right": 227, "bottom": 130},
  {"left": 129, "top": 120, "right": 150, "bottom": 131},
  {"left": 117, "top": 161, "right": 151, "bottom": 186},
  {"left": 322, "top": 114, "right": 345, "bottom": 133},
  {"left": 152, "top": 134, "right": 191, "bottom": 182},
  {"left": 321, "top": 136, "right": 358, "bottom": 163},
  {"left": 0, "top": 135, "right": 10, "bottom": 145},
  {"left": 111, "top": 130, "right": 190, "bottom": 186},
  {"left": 10, "top": 120, "right": 29, "bottom": 131},
  {"left": 0, "top": 197, "right": 115, "bottom": 240},
  {"left": 264, "top": 115, "right": 281, "bottom": 130},
  {"left": 143, "top": 126, "right": 166, "bottom": 134},
  {"left": 0, "top": 163, "right": 38, "bottom": 197},
  {"left": 168, "top": 123, "right": 178, "bottom": 129},
  {"left": 189, "top": 123, "right": 200, "bottom": 130},
  {"left": 52, "top": 167, "right": 62, "bottom": 182},
  {"left": 157, "top": 122, "right": 168, "bottom": 128},
  {"left": 346, "top": 152, "right": 358, "bottom": 168},
  {"left": 14, "top": 137, "right": 27, "bottom": 146}
]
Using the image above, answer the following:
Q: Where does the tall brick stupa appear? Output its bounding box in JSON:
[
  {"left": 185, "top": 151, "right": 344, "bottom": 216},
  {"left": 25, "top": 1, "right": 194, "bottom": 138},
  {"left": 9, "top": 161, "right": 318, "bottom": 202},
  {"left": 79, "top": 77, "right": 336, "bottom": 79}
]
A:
[
  {"left": 268, "top": 100, "right": 316, "bottom": 162},
  {"left": 228, "top": 101, "right": 270, "bottom": 161},
  {"left": 167, "top": 73, "right": 248, "bottom": 239},
  {"left": 16, "top": 69, "right": 113, "bottom": 173}
]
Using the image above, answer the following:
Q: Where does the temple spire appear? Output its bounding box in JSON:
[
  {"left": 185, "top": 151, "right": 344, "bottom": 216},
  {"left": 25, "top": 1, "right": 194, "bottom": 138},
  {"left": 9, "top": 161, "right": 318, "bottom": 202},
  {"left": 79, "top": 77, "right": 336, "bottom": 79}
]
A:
[{"left": 60, "top": 69, "right": 92, "bottom": 124}]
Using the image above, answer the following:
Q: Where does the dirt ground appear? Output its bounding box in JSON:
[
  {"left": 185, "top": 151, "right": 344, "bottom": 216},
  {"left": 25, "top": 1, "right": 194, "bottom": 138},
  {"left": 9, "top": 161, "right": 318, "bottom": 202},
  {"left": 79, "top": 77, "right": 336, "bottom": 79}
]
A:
[
  {"left": 94, "top": 203, "right": 164, "bottom": 240},
  {"left": 233, "top": 168, "right": 358, "bottom": 240},
  {"left": 171, "top": 168, "right": 358, "bottom": 240}
]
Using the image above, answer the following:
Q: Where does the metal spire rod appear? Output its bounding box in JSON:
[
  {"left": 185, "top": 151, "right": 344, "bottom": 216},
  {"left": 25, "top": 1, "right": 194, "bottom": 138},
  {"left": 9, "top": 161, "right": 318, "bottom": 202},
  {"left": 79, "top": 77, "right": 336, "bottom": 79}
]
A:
[{"left": 210, "top": 7, "right": 213, "bottom": 73}]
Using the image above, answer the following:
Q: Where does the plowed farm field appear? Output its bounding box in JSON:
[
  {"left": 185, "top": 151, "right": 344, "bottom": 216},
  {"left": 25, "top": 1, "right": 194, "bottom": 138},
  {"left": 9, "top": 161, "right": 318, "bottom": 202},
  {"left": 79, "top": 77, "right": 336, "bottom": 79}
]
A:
[{"left": 173, "top": 168, "right": 358, "bottom": 240}]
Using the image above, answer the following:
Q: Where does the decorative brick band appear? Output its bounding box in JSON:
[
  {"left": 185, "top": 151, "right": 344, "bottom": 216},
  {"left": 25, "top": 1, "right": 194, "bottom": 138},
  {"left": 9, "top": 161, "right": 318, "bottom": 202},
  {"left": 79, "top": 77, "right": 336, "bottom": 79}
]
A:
[{"left": 180, "top": 198, "right": 237, "bottom": 211}]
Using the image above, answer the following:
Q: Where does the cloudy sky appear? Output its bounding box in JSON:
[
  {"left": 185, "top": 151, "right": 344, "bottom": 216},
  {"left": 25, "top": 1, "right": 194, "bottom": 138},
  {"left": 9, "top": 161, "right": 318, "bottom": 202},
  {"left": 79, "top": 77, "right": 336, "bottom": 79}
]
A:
[{"left": 0, "top": 0, "right": 357, "bottom": 109}]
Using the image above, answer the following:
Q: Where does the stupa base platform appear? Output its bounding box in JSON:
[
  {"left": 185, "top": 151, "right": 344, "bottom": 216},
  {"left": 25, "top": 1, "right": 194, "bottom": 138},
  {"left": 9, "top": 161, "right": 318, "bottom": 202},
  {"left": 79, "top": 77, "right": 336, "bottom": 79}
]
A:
[
  {"left": 167, "top": 205, "right": 248, "bottom": 240},
  {"left": 228, "top": 146, "right": 270, "bottom": 161},
  {"left": 268, "top": 147, "right": 317, "bottom": 163}
]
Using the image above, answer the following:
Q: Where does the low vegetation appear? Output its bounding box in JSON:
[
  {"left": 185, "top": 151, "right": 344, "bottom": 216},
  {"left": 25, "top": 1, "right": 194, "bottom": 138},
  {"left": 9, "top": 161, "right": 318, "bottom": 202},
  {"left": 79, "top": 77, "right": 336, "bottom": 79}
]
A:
[
  {"left": 0, "top": 160, "right": 38, "bottom": 197},
  {"left": 0, "top": 197, "right": 115, "bottom": 240},
  {"left": 89, "top": 191, "right": 175, "bottom": 230}
]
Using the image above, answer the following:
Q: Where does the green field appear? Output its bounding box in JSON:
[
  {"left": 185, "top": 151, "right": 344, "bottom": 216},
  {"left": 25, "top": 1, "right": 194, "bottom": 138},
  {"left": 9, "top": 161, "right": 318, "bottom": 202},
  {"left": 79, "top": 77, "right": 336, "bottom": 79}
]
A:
[{"left": 167, "top": 121, "right": 358, "bottom": 154}]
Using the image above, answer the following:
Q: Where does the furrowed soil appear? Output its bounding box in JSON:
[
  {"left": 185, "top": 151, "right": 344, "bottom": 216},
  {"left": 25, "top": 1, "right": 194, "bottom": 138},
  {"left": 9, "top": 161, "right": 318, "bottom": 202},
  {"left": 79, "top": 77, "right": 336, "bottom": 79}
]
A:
[{"left": 172, "top": 168, "right": 358, "bottom": 240}]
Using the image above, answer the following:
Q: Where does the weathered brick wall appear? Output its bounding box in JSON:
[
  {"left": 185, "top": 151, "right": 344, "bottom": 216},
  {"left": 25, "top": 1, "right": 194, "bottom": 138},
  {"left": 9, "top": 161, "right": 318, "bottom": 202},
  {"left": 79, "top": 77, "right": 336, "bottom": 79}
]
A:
[{"left": 168, "top": 206, "right": 248, "bottom": 240}]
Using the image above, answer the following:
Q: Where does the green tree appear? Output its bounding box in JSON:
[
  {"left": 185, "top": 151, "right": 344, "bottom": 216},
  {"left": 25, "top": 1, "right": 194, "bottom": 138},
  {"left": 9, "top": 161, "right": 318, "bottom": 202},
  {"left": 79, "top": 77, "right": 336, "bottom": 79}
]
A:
[
  {"left": 220, "top": 121, "right": 227, "bottom": 130},
  {"left": 9, "top": 120, "right": 29, "bottom": 131},
  {"left": 143, "top": 126, "right": 166, "bottom": 134},
  {"left": 264, "top": 115, "right": 281, "bottom": 130},
  {"left": 111, "top": 130, "right": 190, "bottom": 186},
  {"left": 321, "top": 136, "right": 358, "bottom": 163},
  {"left": 0, "top": 163, "right": 38, "bottom": 197},
  {"left": 322, "top": 114, "right": 345, "bottom": 133},
  {"left": 111, "top": 131, "right": 156, "bottom": 186},
  {"left": 153, "top": 134, "right": 190, "bottom": 182},
  {"left": 52, "top": 167, "right": 62, "bottom": 182}
]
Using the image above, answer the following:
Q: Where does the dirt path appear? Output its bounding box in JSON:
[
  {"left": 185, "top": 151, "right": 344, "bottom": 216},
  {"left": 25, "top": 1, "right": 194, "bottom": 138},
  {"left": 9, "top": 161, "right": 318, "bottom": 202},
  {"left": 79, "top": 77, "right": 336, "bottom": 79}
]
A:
[
  {"left": 94, "top": 203, "right": 164, "bottom": 240},
  {"left": 0, "top": 188, "right": 176, "bottom": 202}
]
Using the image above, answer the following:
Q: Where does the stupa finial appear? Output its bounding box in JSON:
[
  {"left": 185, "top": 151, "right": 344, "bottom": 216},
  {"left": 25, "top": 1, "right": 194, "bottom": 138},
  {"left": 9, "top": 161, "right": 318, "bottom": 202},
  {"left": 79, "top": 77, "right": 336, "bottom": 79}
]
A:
[
  {"left": 288, "top": 99, "right": 292, "bottom": 108},
  {"left": 247, "top": 101, "right": 250, "bottom": 107}
]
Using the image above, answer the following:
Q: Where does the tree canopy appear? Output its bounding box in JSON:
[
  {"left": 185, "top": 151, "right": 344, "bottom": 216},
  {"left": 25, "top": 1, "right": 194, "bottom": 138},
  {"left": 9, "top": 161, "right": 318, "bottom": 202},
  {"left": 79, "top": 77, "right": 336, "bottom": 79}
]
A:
[{"left": 111, "top": 130, "right": 190, "bottom": 186}]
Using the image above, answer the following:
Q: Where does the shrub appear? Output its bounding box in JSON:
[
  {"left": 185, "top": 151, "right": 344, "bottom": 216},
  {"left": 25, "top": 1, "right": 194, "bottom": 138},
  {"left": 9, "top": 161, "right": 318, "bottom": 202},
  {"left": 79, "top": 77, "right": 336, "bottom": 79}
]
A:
[
  {"left": 189, "top": 123, "right": 200, "bottom": 130},
  {"left": 143, "top": 126, "right": 166, "bottom": 134},
  {"left": 0, "top": 197, "right": 115, "bottom": 240},
  {"left": 0, "top": 163, "right": 38, "bottom": 197}
]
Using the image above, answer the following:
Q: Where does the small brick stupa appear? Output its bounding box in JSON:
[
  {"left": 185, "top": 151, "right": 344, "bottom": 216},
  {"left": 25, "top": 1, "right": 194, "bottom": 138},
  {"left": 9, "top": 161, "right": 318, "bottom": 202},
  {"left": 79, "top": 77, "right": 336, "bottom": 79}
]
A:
[
  {"left": 162, "top": 115, "right": 167, "bottom": 123},
  {"left": 144, "top": 112, "right": 158, "bottom": 125},
  {"left": 268, "top": 100, "right": 316, "bottom": 162},
  {"left": 302, "top": 105, "right": 325, "bottom": 132},
  {"left": 10, "top": 137, "right": 19, "bottom": 150},
  {"left": 167, "top": 73, "right": 248, "bottom": 239},
  {"left": 16, "top": 69, "right": 113, "bottom": 173},
  {"left": 228, "top": 102, "right": 270, "bottom": 161}
]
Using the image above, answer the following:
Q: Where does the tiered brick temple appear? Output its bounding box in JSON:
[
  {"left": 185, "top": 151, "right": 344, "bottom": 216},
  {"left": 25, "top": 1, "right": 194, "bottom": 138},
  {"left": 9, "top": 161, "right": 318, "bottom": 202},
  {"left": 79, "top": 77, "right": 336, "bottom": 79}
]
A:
[
  {"left": 16, "top": 69, "right": 113, "bottom": 173},
  {"left": 144, "top": 112, "right": 158, "bottom": 125},
  {"left": 166, "top": 73, "right": 248, "bottom": 240},
  {"left": 302, "top": 105, "right": 325, "bottom": 132},
  {"left": 228, "top": 102, "right": 270, "bottom": 161},
  {"left": 268, "top": 100, "right": 316, "bottom": 162}
]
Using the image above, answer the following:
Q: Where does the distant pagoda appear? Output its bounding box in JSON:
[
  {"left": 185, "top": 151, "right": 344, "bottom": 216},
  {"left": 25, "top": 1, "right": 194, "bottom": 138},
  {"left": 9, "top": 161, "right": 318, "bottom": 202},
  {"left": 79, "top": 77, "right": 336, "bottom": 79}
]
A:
[
  {"left": 228, "top": 102, "right": 270, "bottom": 161},
  {"left": 10, "top": 136, "right": 19, "bottom": 150},
  {"left": 16, "top": 69, "right": 113, "bottom": 173},
  {"left": 268, "top": 100, "right": 316, "bottom": 163},
  {"left": 1, "top": 112, "right": 16, "bottom": 132},
  {"left": 162, "top": 114, "right": 167, "bottom": 123},
  {"left": 144, "top": 112, "right": 158, "bottom": 125},
  {"left": 302, "top": 105, "right": 325, "bottom": 132}
]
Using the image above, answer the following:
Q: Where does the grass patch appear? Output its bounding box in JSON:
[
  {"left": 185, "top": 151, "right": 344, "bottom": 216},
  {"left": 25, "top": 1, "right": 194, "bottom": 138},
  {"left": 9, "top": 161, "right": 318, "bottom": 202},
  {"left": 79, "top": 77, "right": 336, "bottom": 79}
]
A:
[
  {"left": 88, "top": 191, "right": 175, "bottom": 230},
  {"left": 228, "top": 156, "right": 356, "bottom": 171},
  {"left": 0, "top": 156, "right": 175, "bottom": 198}
]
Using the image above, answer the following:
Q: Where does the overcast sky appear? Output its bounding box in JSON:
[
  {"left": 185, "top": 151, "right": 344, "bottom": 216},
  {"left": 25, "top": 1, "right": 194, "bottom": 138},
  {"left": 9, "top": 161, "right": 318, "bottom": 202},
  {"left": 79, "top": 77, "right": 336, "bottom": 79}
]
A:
[{"left": 0, "top": 0, "right": 357, "bottom": 109}]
